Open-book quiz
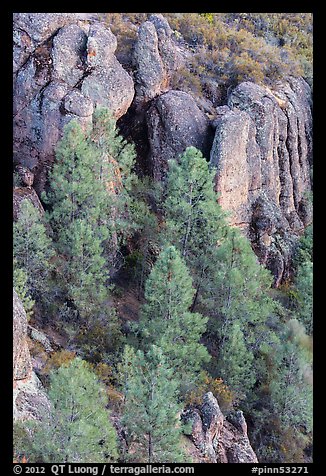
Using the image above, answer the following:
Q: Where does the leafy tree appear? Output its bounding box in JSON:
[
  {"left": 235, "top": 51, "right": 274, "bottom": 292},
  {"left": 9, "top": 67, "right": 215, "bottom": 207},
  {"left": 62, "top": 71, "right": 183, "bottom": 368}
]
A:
[
  {"left": 120, "top": 345, "right": 187, "bottom": 463},
  {"left": 138, "top": 245, "right": 210, "bottom": 390},
  {"left": 13, "top": 199, "right": 54, "bottom": 301},
  {"left": 20, "top": 358, "right": 118, "bottom": 463}
]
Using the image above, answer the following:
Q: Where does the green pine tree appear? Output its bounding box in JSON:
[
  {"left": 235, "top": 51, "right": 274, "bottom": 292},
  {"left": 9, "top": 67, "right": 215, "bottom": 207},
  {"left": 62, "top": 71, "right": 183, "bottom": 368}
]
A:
[
  {"left": 163, "top": 146, "right": 278, "bottom": 403},
  {"left": 250, "top": 319, "right": 313, "bottom": 463},
  {"left": 13, "top": 263, "right": 35, "bottom": 319},
  {"left": 292, "top": 224, "right": 313, "bottom": 334},
  {"left": 163, "top": 146, "right": 227, "bottom": 310},
  {"left": 43, "top": 108, "right": 138, "bottom": 317},
  {"left": 20, "top": 358, "right": 118, "bottom": 463},
  {"left": 138, "top": 246, "right": 210, "bottom": 389},
  {"left": 209, "top": 227, "right": 275, "bottom": 345},
  {"left": 120, "top": 345, "right": 187, "bottom": 463},
  {"left": 13, "top": 199, "right": 54, "bottom": 302},
  {"left": 217, "top": 320, "right": 255, "bottom": 399}
]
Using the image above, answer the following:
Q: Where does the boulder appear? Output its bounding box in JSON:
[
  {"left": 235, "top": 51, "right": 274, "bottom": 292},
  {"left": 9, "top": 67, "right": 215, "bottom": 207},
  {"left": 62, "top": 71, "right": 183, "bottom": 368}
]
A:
[
  {"left": 13, "top": 289, "right": 51, "bottom": 421},
  {"left": 147, "top": 90, "right": 213, "bottom": 181},
  {"left": 81, "top": 56, "right": 134, "bottom": 119},
  {"left": 182, "top": 392, "right": 258, "bottom": 463},
  {"left": 210, "top": 78, "right": 312, "bottom": 284},
  {"left": 133, "top": 21, "right": 167, "bottom": 105},
  {"left": 13, "top": 13, "right": 79, "bottom": 44}
]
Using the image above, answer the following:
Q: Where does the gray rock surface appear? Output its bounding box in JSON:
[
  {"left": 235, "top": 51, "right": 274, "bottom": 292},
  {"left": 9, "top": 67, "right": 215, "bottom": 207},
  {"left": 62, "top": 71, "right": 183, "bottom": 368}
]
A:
[
  {"left": 13, "top": 371, "right": 51, "bottom": 422},
  {"left": 13, "top": 13, "right": 134, "bottom": 193},
  {"left": 210, "top": 78, "right": 312, "bottom": 285},
  {"left": 52, "top": 24, "right": 87, "bottom": 86},
  {"left": 132, "top": 15, "right": 182, "bottom": 108},
  {"left": 182, "top": 392, "right": 258, "bottom": 463},
  {"left": 147, "top": 90, "right": 213, "bottom": 181}
]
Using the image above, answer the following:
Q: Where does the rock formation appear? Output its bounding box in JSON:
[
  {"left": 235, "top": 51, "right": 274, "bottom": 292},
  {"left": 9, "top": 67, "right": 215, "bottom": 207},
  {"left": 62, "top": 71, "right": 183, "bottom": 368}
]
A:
[
  {"left": 132, "top": 14, "right": 182, "bottom": 109},
  {"left": 210, "top": 78, "right": 312, "bottom": 285},
  {"left": 182, "top": 392, "right": 258, "bottom": 463},
  {"left": 13, "top": 289, "right": 32, "bottom": 382},
  {"left": 13, "top": 290, "right": 50, "bottom": 421},
  {"left": 146, "top": 90, "right": 214, "bottom": 181},
  {"left": 13, "top": 187, "right": 45, "bottom": 221},
  {"left": 13, "top": 13, "right": 134, "bottom": 193}
]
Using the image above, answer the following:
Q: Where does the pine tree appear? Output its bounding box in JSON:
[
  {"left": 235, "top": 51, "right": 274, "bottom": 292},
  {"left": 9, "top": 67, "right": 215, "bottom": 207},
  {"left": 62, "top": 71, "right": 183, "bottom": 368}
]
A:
[
  {"left": 217, "top": 320, "right": 255, "bottom": 399},
  {"left": 209, "top": 227, "right": 275, "bottom": 345},
  {"left": 163, "top": 146, "right": 277, "bottom": 401},
  {"left": 43, "top": 108, "right": 138, "bottom": 317},
  {"left": 269, "top": 322, "right": 313, "bottom": 434},
  {"left": 250, "top": 319, "right": 313, "bottom": 463},
  {"left": 163, "top": 146, "right": 227, "bottom": 309},
  {"left": 292, "top": 224, "right": 313, "bottom": 334},
  {"left": 13, "top": 199, "right": 54, "bottom": 301},
  {"left": 293, "top": 260, "right": 313, "bottom": 334},
  {"left": 21, "top": 358, "right": 118, "bottom": 463},
  {"left": 13, "top": 262, "right": 35, "bottom": 319},
  {"left": 120, "top": 345, "right": 187, "bottom": 463},
  {"left": 138, "top": 245, "right": 210, "bottom": 389}
]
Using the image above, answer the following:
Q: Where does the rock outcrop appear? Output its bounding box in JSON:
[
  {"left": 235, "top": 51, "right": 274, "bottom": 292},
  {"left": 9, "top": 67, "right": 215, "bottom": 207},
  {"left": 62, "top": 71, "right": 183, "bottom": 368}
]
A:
[
  {"left": 147, "top": 90, "right": 213, "bottom": 181},
  {"left": 13, "top": 13, "right": 134, "bottom": 193},
  {"left": 13, "top": 187, "right": 45, "bottom": 221},
  {"left": 183, "top": 392, "right": 258, "bottom": 463},
  {"left": 13, "top": 289, "right": 32, "bottom": 381},
  {"left": 13, "top": 289, "right": 50, "bottom": 421},
  {"left": 132, "top": 14, "right": 182, "bottom": 109},
  {"left": 210, "top": 78, "right": 312, "bottom": 285}
]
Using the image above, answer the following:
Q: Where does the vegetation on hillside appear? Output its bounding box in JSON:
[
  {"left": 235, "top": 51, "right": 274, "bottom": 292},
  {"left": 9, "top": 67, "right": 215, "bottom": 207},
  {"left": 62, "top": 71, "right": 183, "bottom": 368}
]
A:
[{"left": 13, "top": 11, "right": 313, "bottom": 465}]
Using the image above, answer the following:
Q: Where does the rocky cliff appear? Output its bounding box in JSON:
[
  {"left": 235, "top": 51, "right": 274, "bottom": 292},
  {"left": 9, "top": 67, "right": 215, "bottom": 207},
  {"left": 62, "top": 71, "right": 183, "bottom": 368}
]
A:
[
  {"left": 13, "top": 13, "right": 312, "bottom": 284},
  {"left": 13, "top": 290, "right": 50, "bottom": 421}
]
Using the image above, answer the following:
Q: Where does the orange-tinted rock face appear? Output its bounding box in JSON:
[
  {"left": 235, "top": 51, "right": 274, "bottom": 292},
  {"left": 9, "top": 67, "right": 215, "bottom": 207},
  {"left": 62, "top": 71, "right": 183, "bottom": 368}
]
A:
[{"left": 13, "top": 289, "right": 32, "bottom": 382}]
